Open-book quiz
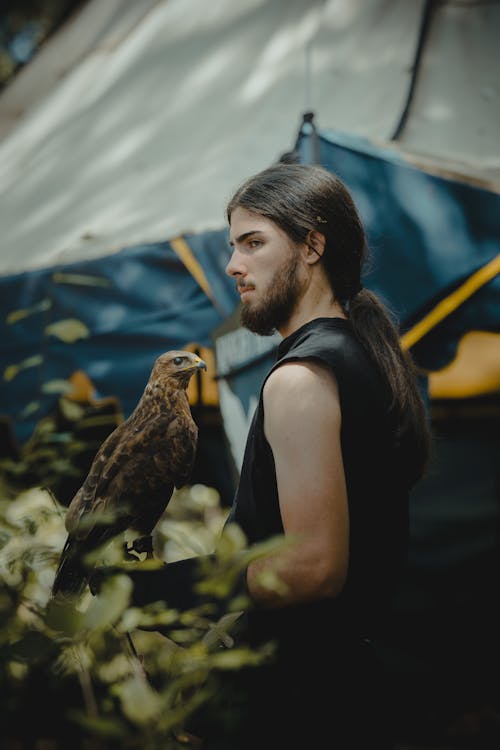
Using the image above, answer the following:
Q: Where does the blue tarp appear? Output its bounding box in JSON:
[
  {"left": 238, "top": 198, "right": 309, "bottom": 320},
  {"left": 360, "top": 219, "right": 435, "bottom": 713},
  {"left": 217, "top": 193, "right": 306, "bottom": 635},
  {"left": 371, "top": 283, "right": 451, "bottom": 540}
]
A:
[
  {"left": 2, "top": 129, "right": 499, "bottom": 446},
  {"left": 0, "top": 235, "right": 238, "bottom": 444}
]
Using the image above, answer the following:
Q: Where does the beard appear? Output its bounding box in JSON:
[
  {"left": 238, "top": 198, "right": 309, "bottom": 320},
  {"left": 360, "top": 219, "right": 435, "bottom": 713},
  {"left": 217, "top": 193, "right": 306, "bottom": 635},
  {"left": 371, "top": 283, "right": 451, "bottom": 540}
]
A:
[{"left": 240, "top": 251, "right": 303, "bottom": 336}]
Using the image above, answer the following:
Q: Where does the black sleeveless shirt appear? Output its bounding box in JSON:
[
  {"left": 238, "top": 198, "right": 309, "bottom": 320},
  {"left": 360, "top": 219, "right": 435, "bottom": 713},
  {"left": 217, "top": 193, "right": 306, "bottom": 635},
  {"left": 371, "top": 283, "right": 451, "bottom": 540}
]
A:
[{"left": 226, "top": 317, "right": 412, "bottom": 645}]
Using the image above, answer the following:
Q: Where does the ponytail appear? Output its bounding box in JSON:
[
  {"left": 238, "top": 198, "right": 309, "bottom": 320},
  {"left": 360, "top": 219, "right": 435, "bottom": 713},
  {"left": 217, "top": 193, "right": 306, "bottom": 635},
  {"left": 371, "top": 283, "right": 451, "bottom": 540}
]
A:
[{"left": 349, "top": 289, "right": 431, "bottom": 483}]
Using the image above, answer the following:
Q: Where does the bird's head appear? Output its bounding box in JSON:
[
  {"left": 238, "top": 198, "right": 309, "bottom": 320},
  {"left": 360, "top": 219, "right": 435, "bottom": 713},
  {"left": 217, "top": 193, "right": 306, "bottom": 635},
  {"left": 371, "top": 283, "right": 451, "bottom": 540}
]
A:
[{"left": 151, "top": 350, "right": 207, "bottom": 388}]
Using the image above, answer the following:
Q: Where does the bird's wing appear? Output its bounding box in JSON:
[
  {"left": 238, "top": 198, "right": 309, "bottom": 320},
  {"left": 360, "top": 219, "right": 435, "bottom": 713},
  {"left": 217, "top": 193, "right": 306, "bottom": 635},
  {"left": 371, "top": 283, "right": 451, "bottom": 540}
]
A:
[
  {"left": 97, "top": 410, "right": 198, "bottom": 534},
  {"left": 66, "top": 410, "right": 180, "bottom": 537},
  {"left": 64, "top": 422, "right": 126, "bottom": 536},
  {"left": 154, "top": 412, "right": 198, "bottom": 489},
  {"left": 64, "top": 411, "right": 163, "bottom": 535}
]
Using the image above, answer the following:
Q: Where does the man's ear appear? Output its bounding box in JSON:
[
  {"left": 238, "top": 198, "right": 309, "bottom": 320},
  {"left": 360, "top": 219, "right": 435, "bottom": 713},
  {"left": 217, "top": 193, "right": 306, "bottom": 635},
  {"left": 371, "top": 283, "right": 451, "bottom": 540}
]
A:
[{"left": 305, "top": 230, "right": 326, "bottom": 264}]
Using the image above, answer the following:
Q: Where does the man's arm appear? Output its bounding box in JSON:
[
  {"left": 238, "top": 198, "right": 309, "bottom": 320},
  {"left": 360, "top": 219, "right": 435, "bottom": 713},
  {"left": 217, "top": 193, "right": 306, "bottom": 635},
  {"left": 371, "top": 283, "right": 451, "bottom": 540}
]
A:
[{"left": 246, "top": 360, "right": 349, "bottom": 607}]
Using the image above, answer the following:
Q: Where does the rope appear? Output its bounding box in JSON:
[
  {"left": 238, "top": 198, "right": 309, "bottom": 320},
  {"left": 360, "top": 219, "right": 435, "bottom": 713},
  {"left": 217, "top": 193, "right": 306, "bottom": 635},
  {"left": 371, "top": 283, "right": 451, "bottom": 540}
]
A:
[{"left": 390, "top": 0, "right": 436, "bottom": 141}]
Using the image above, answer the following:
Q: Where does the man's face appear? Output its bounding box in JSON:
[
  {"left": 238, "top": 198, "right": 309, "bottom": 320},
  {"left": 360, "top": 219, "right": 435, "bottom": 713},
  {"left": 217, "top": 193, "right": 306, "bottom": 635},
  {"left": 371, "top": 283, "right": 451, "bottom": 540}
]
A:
[{"left": 226, "top": 206, "right": 306, "bottom": 336}]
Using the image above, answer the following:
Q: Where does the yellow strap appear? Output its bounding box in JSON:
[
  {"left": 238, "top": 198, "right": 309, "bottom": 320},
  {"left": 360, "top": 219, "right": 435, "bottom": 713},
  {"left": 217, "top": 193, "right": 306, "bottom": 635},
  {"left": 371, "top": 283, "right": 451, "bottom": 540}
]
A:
[
  {"left": 170, "top": 236, "right": 223, "bottom": 313},
  {"left": 401, "top": 254, "right": 500, "bottom": 350}
]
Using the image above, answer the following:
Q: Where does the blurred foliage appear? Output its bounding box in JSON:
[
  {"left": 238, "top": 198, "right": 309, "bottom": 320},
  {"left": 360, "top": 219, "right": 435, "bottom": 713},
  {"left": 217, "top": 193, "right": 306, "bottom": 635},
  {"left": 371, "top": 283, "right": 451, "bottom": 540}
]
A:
[
  {"left": 0, "top": 379, "right": 122, "bottom": 506},
  {"left": 0, "top": 422, "right": 279, "bottom": 748},
  {"left": 1, "top": 400, "right": 103, "bottom": 503},
  {"left": 3, "top": 299, "right": 123, "bottom": 505},
  {"left": 0, "top": 300, "right": 282, "bottom": 747}
]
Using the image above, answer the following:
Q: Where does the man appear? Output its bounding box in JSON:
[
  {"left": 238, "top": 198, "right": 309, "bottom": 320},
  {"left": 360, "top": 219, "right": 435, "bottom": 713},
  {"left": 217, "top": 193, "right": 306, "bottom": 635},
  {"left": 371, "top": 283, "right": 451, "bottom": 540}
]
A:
[{"left": 214, "top": 163, "right": 430, "bottom": 749}]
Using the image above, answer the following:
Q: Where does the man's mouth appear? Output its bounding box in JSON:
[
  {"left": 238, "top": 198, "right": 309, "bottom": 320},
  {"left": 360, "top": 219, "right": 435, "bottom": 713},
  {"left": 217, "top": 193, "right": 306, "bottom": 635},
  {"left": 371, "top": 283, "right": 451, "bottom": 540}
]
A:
[{"left": 237, "top": 284, "right": 254, "bottom": 298}]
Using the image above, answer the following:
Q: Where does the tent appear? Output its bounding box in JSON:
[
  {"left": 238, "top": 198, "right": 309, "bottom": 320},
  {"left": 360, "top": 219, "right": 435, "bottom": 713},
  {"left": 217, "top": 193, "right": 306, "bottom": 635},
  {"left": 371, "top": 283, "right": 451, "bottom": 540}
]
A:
[{"left": 1, "top": 0, "right": 498, "bottom": 453}]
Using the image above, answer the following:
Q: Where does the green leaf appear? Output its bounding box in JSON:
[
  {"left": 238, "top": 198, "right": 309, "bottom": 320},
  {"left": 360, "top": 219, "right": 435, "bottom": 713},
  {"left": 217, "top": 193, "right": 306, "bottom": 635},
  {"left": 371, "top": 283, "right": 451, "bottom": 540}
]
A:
[
  {"left": 114, "top": 672, "right": 163, "bottom": 725},
  {"left": 3, "top": 364, "right": 19, "bottom": 381},
  {"left": 68, "top": 711, "right": 127, "bottom": 739},
  {"left": 52, "top": 272, "right": 110, "bottom": 287},
  {"left": 58, "top": 398, "right": 85, "bottom": 421},
  {"left": 4, "top": 355, "right": 43, "bottom": 381},
  {"left": 6, "top": 298, "right": 52, "bottom": 324},
  {"left": 209, "top": 646, "right": 268, "bottom": 670},
  {"left": 215, "top": 522, "right": 248, "bottom": 560},
  {"left": 43, "top": 431, "right": 73, "bottom": 444},
  {"left": 97, "top": 653, "right": 134, "bottom": 683},
  {"left": 118, "top": 605, "right": 178, "bottom": 633},
  {"left": 83, "top": 574, "right": 132, "bottom": 630},
  {"left": 45, "top": 319, "right": 90, "bottom": 343},
  {"left": 20, "top": 401, "right": 40, "bottom": 418},
  {"left": 41, "top": 379, "right": 74, "bottom": 395},
  {"left": 45, "top": 597, "right": 84, "bottom": 637},
  {"left": 201, "top": 610, "right": 244, "bottom": 650}
]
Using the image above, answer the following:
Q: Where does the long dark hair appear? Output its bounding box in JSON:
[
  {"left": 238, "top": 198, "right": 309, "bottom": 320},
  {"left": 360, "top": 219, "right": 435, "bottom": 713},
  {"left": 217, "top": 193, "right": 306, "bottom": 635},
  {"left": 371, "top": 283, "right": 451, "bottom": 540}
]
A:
[{"left": 227, "top": 163, "right": 431, "bottom": 482}]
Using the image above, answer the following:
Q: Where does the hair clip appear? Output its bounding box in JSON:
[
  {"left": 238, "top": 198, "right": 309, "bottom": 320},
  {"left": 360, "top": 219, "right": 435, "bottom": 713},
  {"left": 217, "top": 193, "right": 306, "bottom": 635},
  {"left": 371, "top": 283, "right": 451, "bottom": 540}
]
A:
[{"left": 315, "top": 215, "right": 327, "bottom": 224}]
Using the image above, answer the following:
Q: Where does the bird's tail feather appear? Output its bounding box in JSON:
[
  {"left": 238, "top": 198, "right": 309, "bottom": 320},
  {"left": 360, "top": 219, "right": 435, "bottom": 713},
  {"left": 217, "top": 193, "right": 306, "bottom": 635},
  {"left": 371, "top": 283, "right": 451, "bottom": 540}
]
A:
[{"left": 51, "top": 539, "right": 88, "bottom": 598}]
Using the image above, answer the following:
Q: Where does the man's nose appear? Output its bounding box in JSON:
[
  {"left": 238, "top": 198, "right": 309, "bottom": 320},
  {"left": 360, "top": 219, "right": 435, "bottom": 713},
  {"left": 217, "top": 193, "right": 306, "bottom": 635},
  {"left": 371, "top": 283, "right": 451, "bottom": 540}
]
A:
[{"left": 225, "top": 249, "right": 244, "bottom": 278}]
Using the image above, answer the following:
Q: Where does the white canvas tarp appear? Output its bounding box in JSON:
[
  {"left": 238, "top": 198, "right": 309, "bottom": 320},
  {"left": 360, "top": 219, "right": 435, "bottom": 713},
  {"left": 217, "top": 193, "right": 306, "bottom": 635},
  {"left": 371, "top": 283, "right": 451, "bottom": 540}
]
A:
[{"left": 0, "top": 0, "right": 499, "bottom": 276}]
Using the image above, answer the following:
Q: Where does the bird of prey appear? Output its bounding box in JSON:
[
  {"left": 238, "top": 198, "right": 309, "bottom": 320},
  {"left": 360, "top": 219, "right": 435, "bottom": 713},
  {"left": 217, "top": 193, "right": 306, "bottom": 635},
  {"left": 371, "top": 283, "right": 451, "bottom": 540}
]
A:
[{"left": 51, "top": 350, "right": 206, "bottom": 598}]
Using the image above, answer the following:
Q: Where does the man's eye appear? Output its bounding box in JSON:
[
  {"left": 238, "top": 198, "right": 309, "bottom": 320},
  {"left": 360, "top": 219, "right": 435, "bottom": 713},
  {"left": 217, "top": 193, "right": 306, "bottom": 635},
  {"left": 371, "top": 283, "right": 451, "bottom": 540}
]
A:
[
  {"left": 248, "top": 239, "right": 262, "bottom": 248},
  {"left": 173, "top": 356, "right": 184, "bottom": 366}
]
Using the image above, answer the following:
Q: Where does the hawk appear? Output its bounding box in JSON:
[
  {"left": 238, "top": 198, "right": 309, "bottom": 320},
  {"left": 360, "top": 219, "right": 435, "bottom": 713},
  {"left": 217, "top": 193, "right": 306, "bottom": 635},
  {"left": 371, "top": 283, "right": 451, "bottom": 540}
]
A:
[{"left": 51, "top": 350, "right": 206, "bottom": 598}]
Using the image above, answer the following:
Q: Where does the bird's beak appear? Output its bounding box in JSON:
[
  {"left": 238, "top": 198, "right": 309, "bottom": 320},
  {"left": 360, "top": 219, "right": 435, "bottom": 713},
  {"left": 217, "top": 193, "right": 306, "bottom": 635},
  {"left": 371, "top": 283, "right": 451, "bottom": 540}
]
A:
[{"left": 193, "top": 356, "right": 207, "bottom": 371}]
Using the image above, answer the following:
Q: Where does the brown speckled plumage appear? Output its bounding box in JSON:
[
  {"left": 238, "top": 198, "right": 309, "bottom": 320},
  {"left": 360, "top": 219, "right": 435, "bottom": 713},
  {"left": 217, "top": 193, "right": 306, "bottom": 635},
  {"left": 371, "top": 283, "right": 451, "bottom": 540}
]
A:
[{"left": 52, "top": 350, "right": 206, "bottom": 597}]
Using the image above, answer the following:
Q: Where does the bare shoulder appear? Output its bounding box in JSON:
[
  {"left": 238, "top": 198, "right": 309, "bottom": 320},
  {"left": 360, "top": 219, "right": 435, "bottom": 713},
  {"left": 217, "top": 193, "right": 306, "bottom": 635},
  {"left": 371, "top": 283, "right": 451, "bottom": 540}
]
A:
[
  {"left": 264, "top": 359, "right": 339, "bottom": 400},
  {"left": 263, "top": 359, "right": 340, "bottom": 421}
]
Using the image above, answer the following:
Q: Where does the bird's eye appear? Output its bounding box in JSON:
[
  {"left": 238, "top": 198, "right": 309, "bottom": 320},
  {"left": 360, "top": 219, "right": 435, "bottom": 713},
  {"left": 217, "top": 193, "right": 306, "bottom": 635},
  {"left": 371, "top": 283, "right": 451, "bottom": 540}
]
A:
[{"left": 173, "top": 356, "right": 184, "bottom": 366}]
